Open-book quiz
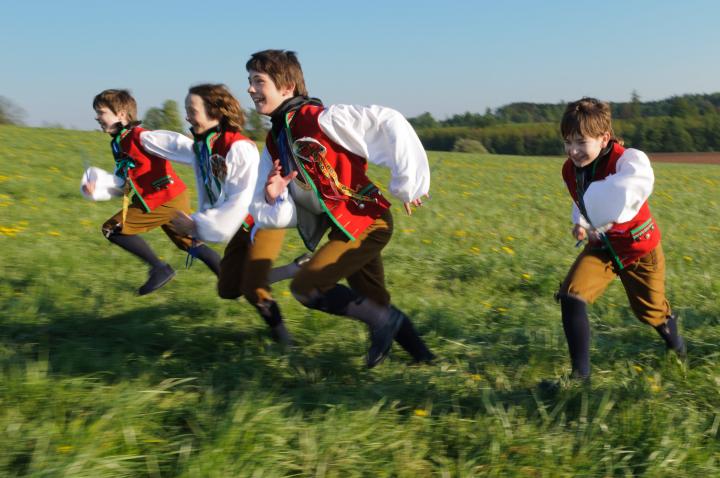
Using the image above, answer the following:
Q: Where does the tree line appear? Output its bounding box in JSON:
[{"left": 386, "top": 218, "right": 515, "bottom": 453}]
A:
[
  {"left": 0, "top": 96, "right": 269, "bottom": 140},
  {"left": 409, "top": 93, "right": 720, "bottom": 154}
]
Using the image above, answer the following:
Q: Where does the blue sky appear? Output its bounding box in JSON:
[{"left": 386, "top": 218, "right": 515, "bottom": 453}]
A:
[{"left": 1, "top": 0, "right": 718, "bottom": 130}]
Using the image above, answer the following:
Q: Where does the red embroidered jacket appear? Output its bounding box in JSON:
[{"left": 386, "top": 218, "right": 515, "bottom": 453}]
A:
[
  {"left": 113, "top": 126, "right": 186, "bottom": 211},
  {"left": 562, "top": 142, "right": 660, "bottom": 267}
]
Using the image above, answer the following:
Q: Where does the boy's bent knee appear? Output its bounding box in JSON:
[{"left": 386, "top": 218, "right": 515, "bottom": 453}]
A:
[
  {"left": 102, "top": 221, "right": 121, "bottom": 239},
  {"left": 292, "top": 284, "right": 358, "bottom": 315}
]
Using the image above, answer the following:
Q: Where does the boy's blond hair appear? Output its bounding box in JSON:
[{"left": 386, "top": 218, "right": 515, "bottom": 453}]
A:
[
  {"left": 561, "top": 97, "right": 615, "bottom": 140},
  {"left": 93, "top": 89, "right": 138, "bottom": 123},
  {"left": 246, "top": 50, "right": 308, "bottom": 97}
]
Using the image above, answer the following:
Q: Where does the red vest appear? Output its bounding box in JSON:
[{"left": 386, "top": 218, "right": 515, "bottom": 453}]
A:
[
  {"left": 562, "top": 142, "right": 660, "bottom": 266},
  {"left": 266, "top": 104, "right": 390, "bottom": 240},
  {"left": 116, "top": 126, "right": 186, "bottom": 211},
  {"left": 205, "top": 129, "right": 255, "bottom": 230}
]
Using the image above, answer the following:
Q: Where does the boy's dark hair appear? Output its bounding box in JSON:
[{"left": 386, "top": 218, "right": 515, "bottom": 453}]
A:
[
  {"left": 188, "top": 83, "right": 245, "bottom": 131},
  {"left": 93, "top": 89, "right": 137, "bottom": 122},
  {"left": 246, "top": 50, "right": 308, "bottom": 97},
  {"left": 561, "top": 97, "right": 615, "bottom": 140}
]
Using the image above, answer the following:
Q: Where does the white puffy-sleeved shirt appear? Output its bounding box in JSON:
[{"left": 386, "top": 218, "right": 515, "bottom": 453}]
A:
[
  {"left": 572, "top": 148, "right": 654, "bottom": 230},
  {"left": 141, "top": 130, "right": 260, "bottom": 243},
  {"left": 250, "top": 104, "right": 430, "bottom": 229}
]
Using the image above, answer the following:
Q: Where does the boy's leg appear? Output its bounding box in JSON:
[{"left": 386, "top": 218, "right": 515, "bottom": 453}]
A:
[
  {"left": 102, "top": 202, "right": 176, "bottom": 295},
  {"left": 217, "top": 227, "right": 252, "bottom": 300},
  {"left": 158, "top": 192, "right": 222, "bottom": 276},
  {"left": 218, "top": 227, "right": 292, "bottom": 344},
  {"left": 346, "top": 254, "right": 435, "bottom": 363},
  {"left": 238, "top": 228, "right": 291, "bottom": 344},
  {"left": 557, "top": 248, "right": 616, "bottom": 379},
  {"left": 290, "top": 210, "right": 402, "bottom": 367},
  {"left": 619, "top": 244, "right": 685, "bottom": 355}
]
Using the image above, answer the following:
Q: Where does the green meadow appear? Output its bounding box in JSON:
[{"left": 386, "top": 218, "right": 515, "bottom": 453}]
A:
[{"left": 1, "top": 124, "right": 720, "bottom": 477}]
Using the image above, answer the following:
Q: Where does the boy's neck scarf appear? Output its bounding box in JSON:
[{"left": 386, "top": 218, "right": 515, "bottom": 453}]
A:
[
  {"left": 191, "top": 125, "right": 225, "bottom": 206},
  {"left": 269, "top": 96, "right": 323, "bottom": 176},
  {"left": 269, "top": 96, "right": 323, "bottom": 138},
  {"left": 110, "top": 121, "right": 142, "bottom": 178}
]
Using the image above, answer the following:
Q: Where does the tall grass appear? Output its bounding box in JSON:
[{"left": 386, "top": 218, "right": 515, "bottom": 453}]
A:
[{"left": 1, "top": 125, "right": 719, "bottom": 476}]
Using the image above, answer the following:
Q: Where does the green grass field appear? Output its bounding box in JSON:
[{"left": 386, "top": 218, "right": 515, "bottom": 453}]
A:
[{"left": 1, "top": 124, "right": 719, "bottom": 477}]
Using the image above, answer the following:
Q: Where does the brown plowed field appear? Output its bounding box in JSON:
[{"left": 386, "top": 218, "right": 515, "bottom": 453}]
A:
[{"left": 649, "top": 152, "right": 720, "bottom": 164}]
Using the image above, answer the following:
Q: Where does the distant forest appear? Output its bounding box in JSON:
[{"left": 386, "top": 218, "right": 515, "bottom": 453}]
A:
[{"left": 408, "top": 93, "right": 720, "bottom": 154}]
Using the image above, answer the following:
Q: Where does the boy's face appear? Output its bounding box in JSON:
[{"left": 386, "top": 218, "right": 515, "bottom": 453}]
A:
[
  {"left": 94, "top": 106, "right": 127, "bottom": 135},
  {"left": 185, "top": 94, "right": 219, "bottom": 135},
  {"left": 247, "top": 70, "right": 295, "bottom": 116},
  {"left": 564, "top": 132, "right": 611, "bottom": 168}
]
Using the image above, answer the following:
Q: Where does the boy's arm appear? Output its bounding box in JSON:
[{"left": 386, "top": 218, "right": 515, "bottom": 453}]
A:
[
  {"left": 571, "top": 202, "right": 592, "bottom": 229},
  {"left": 80, "top": 166, "right": 124, "bottom": 201},
  {"left": 583, "top": 148, "right": 654, "bottom": 227},
  {"left": 190, "top": 140, "right": 258, "bottom": 243},
  {"left": 248, "top": 147, "right": 297, "bottom": 229},
  {"left": 139, "top": 130, "right": 195, "bottom": 164},
  {"left": 317, "top": 104, "right": 430, "bottom": 203}
]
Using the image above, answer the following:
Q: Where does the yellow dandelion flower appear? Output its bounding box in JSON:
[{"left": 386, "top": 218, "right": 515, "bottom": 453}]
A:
[
  {"left": 414, "top": 409, "right": 428, "bottom": 417},
  {"left": 282, "top": 290, "right": 291, "bottom": 297},
  {"left": 683, "top": 256, "right": 693, "bottom": 262},
  {"left": 470, "top": 246, "right": 480, "bottom": 254},
  {"left": 496, "top": 307, "right": 508, "bottom": 313},
  {"left": 403, "top": 228, "right": 416, "bottom": 234},
  {"left": 521, "top": 273, "right": 531, "bottom": 280},
  {"left": 501, "top": 246, "right": 514, "bottom": 255},
  {"left": 633, "top": 365, "right": 643, "bottom": 372},
  {"left": 0, "top": 175, "right": 8, "bottom": 182},
  {"left": 48, "top": 231, "right": 61, "bottom": 236},
  {"left": 454, "top": 230, "right": 467, "bottom": 237},
  {"left": 470, "top": 374, "right": 482, "bottom": 381},
  {"left": 650, "top": 384, "right": 662, "bottom": 393},
  {"left": 56, "top": 445, "right": 74, "bottom": 454},
  {"left": 505, "top": 236, "right": 515, "bottom": 242},
  {"left": 421, "top": 239, "right": 432, "bottom": 244}
]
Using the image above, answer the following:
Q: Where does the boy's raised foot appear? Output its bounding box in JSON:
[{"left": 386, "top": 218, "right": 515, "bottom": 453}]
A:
[
  {"left": 138, "top": 263, "right": 176, "bottom": 296},
  {"left": 366, "top": 307, "right": 404, "bottom": 369}
]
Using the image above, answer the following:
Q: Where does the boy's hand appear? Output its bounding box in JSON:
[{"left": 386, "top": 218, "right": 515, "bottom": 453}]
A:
[
  {"left": 572, "top": 224, "right": 587, "bottom": 241},
  {"left": 171, "top": 211, "right": 197, "bottom": 237},
  {"left": 82, "top": 180, "right": 96, "bottom": 195},
  {"left": 403, "top": 194, "right": 429, "bottom": 216},
  {"left": 265, "top": 159, "right": 297, "bottom": 205}
]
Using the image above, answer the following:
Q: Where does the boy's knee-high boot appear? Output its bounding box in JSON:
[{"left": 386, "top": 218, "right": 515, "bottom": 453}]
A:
[
  {"left": 254, "top": 300, "right": 293, "bottom": 346},
  {"left": 391, "top": 306, "right": 435, "bottom": 363},
  {"left": 654, "top": 313, "right": 686, "bottom": 357},
  {"left": 560, "top": 295, "right": 591, "bottom": 379}
]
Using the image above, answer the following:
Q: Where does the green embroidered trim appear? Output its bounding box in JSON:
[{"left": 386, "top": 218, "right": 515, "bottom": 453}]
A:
[
  {"left": 152, "top": 175, "right": 173, "bottom": 187},
  {"left": 601, "top": 235, "right": 624, "bottom": 271},
  {"left": 284, "top": 114, "right": 356, "bottom": 242},
  {"left": 128, "top": 178, "right": 150, "bottom": 213},
  {"left": 357, "top": 183, "right": 377, "bottom": 196},
  {"left": 630, "top": 218, "right": 653, "bottom": 236}
]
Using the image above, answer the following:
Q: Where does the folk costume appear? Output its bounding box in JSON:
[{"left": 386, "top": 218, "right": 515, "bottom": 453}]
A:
[
  {"left": 557, "top": 141, "right": 685, "bottom": 378},
  {"left": 84, "top": 122, "right": 219, "bottom": 295},
  {"left": 251, "top": 96, "right": 435, "bottom": 366},
  {"left": 141, "top": 127, "right": 292, "bottom": 343}
]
